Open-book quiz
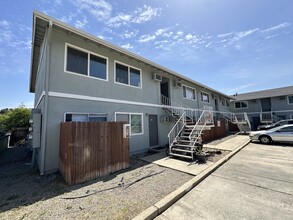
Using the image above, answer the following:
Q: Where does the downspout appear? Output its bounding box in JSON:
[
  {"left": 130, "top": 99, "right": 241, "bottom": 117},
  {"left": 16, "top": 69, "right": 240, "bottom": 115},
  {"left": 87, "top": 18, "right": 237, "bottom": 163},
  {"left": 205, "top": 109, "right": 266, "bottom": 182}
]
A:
[{"left": 40, "top": 20, "right": 53, "bottom": 175}]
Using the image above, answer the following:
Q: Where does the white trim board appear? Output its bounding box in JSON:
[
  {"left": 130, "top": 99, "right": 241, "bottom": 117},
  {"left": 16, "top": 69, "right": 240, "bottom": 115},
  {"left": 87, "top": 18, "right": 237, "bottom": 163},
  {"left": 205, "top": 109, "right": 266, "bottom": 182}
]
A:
[
  {"left": 35, "top": 91, "right": 45, "bottom": 108},
  {"left": 49, "top": 91, "right": 165, "bottom": 108}
]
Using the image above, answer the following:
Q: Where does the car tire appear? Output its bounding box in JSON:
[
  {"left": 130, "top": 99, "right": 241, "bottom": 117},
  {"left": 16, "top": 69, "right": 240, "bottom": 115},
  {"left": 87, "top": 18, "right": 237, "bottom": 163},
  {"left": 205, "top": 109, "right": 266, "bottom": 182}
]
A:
[{"left": 259, "top": 135, "right": 271, "bottom": 144}]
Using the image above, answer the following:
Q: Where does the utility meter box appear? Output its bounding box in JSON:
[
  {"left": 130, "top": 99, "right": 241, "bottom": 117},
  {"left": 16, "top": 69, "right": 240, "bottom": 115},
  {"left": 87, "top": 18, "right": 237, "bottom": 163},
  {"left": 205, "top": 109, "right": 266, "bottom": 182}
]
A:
[{"left": 123, "top": 124, "right": 130, "bottom": 138}]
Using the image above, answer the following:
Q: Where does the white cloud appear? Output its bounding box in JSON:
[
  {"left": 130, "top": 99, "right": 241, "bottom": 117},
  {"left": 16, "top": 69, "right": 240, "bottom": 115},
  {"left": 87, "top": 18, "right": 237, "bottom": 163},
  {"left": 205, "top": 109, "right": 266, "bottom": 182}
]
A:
[
  {"left": 60, "top": 13, "right": 75, "bottom": 23},
  {"left": 155, "top": 28, "right": 173, "bottom": 38},
  {"left": 217, "top": 32, "right": 233, "bottom": 38},
  {"left": 72, "top": 0, "right": 112, "bottom": 21},
  {"left": 265, "top": 34, "right": 279, "bottom": 40},
  {"left": 106, "top": 5, "right": 161, "bottom": 28},
  {"left": 106, "top": 13, "right": 132, "bottom": 27},
  {"left": 205, "top": 42, "right": 213, "bottom": 48},
  {"left": 132, "top": 5, "right": 161, "bottom": 24},
  {"left": 138, "top": 34, "right": 156, "bottom": 43},
  {"left": 121, "top": 30, "right": 139, "bottom": 39},
  {"left": 234, "top": 28, "right": 259, "bottom": 40},
  {"left": 121, "top": 43, "right": 133, "bottom": 50},
  {"left": 184, "top": 33, "right": 200, "bottom": 43},
  {"left": 263, "top": 22, "right": 290, "bottom": 32},
  {"left": 74, "top": 16, "right": 88, "bottom": 29},
  {"left": 0, "top": 30, "right": 13, "bottom": 43},
  {"left": 155, "top": 28, "right": 168, "bottom": 36},
  {"left": 0, "top": 20, "right": 10, "bottom": 28}
]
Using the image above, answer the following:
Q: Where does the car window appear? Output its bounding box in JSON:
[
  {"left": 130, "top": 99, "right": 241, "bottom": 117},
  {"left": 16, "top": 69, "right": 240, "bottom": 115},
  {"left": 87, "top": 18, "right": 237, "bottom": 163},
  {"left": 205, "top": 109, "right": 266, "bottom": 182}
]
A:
[
  {"left": 278, "top": 126, "right": 293, "bottom": 132},
  {"left": 288, "top": 121, "right": 293, "bottom": 124}
]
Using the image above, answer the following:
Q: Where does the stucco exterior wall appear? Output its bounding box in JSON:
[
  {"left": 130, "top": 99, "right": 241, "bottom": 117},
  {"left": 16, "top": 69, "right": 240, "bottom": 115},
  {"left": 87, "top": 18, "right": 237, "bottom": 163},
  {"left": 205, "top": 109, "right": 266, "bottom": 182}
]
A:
[{"left": 35, "top": 27, "right": 232, "bottom": 173}]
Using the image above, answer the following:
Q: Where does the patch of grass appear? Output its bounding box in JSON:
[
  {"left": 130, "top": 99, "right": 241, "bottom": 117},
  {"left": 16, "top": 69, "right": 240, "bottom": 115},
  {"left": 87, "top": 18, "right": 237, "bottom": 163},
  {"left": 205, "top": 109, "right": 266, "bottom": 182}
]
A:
[{"left": 6, "top": 195, "right": 20, "bottom": 201}]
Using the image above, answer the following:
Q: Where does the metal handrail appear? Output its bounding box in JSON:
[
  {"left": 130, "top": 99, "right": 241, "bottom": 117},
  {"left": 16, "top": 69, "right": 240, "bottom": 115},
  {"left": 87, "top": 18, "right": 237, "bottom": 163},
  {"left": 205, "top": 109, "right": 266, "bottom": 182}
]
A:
[
  {"left": 188, "top": 110, "right": 205, "bottom": 145},
  {"left": 244, "top": 112, "right": 251, "bottom": 129},
  {"left": 167, "top": 111, "right": 186, "bottom": 150}
]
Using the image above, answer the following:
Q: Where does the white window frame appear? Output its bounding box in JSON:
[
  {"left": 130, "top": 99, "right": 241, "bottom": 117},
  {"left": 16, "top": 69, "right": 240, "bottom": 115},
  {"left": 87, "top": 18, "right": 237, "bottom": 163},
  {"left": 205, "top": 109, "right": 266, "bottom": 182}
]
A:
[
  {"left": 234, "top": 101, "right": 248, "bottom": 109},
  {"left": 287, "top": 95, "right": 293, "bottom": 105},
  {"left": 64, "top": 43, "right": 108, "bottom": 81},
  {"left": 182, "top": 85, "right": 196, "bottom": 101},
  {"left": 201, "top": 91, "right": 210, "bottom": 103},
  {"left": 115, "top": 112, "right": 143, "bottom": 136},
  {"left": 114, "top": 60, "right": 142, "bottom": 89},
  {"left": 64, "top": 112, "right": 108, "bottom": 122}
]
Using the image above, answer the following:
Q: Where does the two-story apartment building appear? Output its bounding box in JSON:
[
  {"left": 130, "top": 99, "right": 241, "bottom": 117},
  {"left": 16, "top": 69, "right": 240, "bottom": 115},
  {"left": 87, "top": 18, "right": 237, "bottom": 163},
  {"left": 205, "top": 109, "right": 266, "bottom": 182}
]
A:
[
  {"left": 30, "top": 11, "right": 233, "bottom": 174},
  {"left": 230, "top": 86, "right": 293, "bottom": 130}
]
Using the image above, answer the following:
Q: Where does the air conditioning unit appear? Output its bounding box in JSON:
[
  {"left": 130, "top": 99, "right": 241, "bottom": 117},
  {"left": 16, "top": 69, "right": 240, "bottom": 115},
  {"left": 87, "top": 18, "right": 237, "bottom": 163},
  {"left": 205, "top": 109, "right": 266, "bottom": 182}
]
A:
[
  {"left": 174, "top": 79, "right": 182, "bottom": 87},
  {"left": 153, "top": 73, "right": 162, "bottom": 82}
]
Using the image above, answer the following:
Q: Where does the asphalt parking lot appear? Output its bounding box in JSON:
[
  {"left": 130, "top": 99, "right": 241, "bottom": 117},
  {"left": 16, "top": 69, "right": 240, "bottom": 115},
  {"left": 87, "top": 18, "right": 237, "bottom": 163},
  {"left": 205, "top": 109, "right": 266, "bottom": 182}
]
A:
[{"left": 156, "top": 142, "right": 293, "bottom": 219}]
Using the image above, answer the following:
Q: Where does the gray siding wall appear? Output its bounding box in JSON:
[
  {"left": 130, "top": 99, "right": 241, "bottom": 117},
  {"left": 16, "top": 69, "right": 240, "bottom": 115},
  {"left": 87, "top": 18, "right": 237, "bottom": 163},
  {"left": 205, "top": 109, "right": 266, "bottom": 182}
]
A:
[
  {"left": 231, "top": 100, "right": 261, "bottom": 113},
  {"left": 44, "top": 96, "right": 173, "bottom": 172},
  {"left": 37, "top": 27, "right": 231, "bottom": 172},
  {"left": 271, "top": 96, "right": 293, "bottom": 111},
  {"left": 34, "top": 29, "right": 48, "bottom": 106}
]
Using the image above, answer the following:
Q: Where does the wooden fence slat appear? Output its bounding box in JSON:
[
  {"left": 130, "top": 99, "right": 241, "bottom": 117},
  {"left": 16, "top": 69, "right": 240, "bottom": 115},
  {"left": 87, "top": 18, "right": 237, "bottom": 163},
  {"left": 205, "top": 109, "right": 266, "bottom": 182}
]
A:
[{"left": 59, "top": 122, "right": 129, "bottom": 185}]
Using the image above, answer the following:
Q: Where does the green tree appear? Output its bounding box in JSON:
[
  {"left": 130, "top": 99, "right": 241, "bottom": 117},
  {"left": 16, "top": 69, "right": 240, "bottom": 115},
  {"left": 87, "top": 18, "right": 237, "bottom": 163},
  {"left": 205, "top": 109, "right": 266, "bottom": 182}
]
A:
[{"left": 0, "top": 104, "right": 31, "bottom": 135}]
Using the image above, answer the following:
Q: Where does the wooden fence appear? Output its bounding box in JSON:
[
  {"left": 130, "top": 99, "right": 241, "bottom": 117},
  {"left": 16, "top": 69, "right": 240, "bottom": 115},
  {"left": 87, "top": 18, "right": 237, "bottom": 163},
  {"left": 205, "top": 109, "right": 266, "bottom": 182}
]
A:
[
  {"left": 0, "top": 135, "right": 10, "bottom": 154},
  {"left": 202, "top": 120, "right": 227, "bottom": 143},
  {"left": 59, "top": 122, "right": 129, "bottom": 185}
]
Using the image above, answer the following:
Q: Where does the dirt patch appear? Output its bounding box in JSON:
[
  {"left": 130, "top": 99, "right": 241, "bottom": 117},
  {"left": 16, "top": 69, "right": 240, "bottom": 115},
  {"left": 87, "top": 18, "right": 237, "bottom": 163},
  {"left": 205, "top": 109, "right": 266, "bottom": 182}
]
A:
[
  {"left": 204, "top": 148, "right": 231, "bottom": 163},
  {"left": 0, "top": 144, "right": 232, "bottom": 220},
  {"left": 0, "top": 148, "right": 193, "bottom": 220}
]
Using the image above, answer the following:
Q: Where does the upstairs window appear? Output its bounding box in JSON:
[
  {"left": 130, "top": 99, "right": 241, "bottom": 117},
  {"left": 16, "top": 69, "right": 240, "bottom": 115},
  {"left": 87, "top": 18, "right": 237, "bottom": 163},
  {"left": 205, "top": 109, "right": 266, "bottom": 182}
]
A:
[
  {"left": 183, "top": 86, "right": 196, "bottom": 100},
  {"left": 226, "top": 100, "right": 230, "bottom": 107},
  {"left": 234, "top": 101, "right": 248, "bottom": 109},
  {"left": 115, "top": 62, "right": 141, "bottom": 88},
  {"left": 65, "top": 44, "right": 107, "bottom": 80},
  {"left": 288, "top": 95, "right": 293, "bottom": 104},
  {"left": 201, "top": 92, "right": 210, "bottom": 103}
]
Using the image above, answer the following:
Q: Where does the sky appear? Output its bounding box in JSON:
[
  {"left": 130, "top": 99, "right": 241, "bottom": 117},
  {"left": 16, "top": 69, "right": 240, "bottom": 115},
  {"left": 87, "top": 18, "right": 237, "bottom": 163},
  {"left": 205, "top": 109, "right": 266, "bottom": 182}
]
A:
[{"left": 0, "top": 0, "right": 292, "bottom": 109}]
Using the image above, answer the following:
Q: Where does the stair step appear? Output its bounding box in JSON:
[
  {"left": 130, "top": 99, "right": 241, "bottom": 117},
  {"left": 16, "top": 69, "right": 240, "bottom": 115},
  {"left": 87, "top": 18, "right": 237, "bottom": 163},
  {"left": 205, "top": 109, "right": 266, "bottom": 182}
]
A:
[
  {"left": 182, "top": 131, "right": 192, "bottom": 135},
  {"left": 171, "top": 148, "right": 194, "bottom": 153},
  {"left": 169, "top": 152, "right": 193, "bottom": 159},
  {"left": 177, "top": 140, "right": 193, "bottom": 143},
  {"left": 173, "top": 144, "right": 193, "bottom": 147}
]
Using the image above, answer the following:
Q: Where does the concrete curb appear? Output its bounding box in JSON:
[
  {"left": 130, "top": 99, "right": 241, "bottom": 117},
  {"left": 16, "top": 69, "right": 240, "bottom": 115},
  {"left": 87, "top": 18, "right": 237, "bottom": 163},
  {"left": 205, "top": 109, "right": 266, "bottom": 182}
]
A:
[{"left": 132, "top": 139, "right": 251, "bottom": 220}]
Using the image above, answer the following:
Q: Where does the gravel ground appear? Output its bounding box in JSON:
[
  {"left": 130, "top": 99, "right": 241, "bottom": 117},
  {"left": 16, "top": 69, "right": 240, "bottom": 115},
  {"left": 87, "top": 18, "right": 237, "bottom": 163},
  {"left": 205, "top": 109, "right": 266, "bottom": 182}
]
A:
[
  {"left": 0, "top": 144, "right": 231, "bottom": 220},
  {"left": 0, "top": 147, "right": 193, "bottom": 220}
]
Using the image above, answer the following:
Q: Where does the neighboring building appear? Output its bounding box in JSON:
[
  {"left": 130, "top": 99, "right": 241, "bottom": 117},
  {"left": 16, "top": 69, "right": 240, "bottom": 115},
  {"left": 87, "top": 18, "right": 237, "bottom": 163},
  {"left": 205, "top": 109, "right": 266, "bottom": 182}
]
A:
[
  {"left": 30, "top": 11, "right": 232, "bottom": 174},
  {"left": 230, "top": 86, "right": 293, "bottom": 130}
]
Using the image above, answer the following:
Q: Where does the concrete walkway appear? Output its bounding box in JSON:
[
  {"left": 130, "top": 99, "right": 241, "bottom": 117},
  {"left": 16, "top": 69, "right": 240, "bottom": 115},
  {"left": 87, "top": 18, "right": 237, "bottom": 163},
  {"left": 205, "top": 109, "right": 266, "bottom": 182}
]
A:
[
  {"left": 142, "top": 135, "right": 249, "bottom": 175},
  {"left": 155, "top": 143, "right": 293, "bottom": 219}
]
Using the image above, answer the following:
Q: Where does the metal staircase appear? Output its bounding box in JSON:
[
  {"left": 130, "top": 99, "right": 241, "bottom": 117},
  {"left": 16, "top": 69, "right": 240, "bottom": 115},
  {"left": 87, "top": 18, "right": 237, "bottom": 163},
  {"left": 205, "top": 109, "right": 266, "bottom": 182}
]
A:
[
  {"left": 167, "top": 108, "right": 214, "bottom": 160},
  {"left": 217, "top": 111, "right": 251, "bottom": 133}
]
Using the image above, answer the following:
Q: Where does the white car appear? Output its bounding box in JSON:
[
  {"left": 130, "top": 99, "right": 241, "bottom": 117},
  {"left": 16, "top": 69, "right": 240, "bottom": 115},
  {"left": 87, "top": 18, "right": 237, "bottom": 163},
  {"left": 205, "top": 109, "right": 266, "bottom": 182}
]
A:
[{"left": 249, "top": 124, "right": 293, "bottom": 144}]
